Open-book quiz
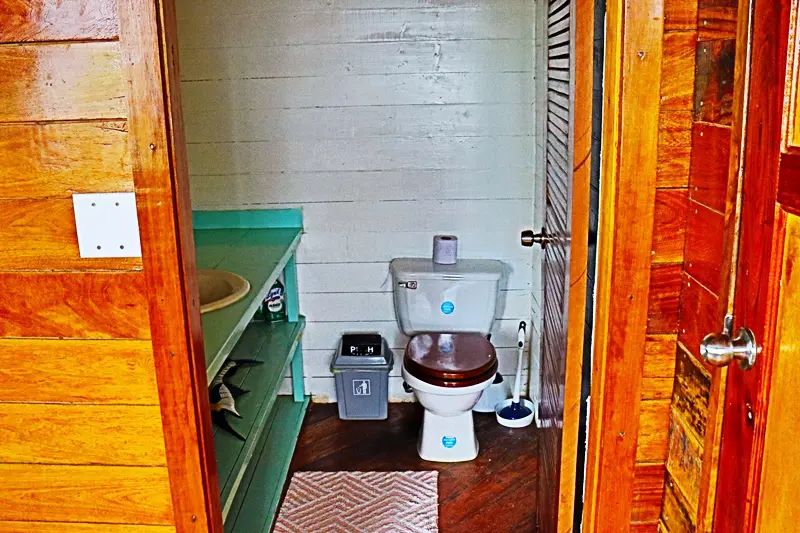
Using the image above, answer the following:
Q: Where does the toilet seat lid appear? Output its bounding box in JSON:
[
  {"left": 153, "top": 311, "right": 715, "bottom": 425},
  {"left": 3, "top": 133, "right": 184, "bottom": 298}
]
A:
[{"left": 404, "top": 333, "right": 497, "bottom": 382}]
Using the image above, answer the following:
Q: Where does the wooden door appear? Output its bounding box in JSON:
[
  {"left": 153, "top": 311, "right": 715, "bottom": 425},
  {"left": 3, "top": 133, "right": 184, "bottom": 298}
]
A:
[
  {"left": 709, "top": 0, "right": 800, "bottom": 530},
  {"left": 533, "top": 0, "right": 593, "bottom": 530},
  {"left": 666, "top": 0, "right": 800, "bottom": 531}
]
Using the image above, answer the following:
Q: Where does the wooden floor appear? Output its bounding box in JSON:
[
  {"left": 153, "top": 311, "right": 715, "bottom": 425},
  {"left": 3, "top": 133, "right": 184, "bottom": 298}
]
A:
[{"left": 285, "top": 402, "right": 539, "bottom": 532}]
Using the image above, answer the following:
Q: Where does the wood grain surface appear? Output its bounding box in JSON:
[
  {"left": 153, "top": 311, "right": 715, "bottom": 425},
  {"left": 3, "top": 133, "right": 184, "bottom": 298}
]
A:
[
  {"left": 119, "top": 0, "right": 223, "bottom": 528},
  {"left": 653, "top": 189, "right": 689, "bottom": 263},
  {"left": 684, "top": 200, "right": 725, "bottom": 294},
  {"left": 0, "top": 464, "right": 174, "bottom": 525},
  {"left": 636, "top": 400, "right": 671, "bottom": 463},
  {"left": 631, "top": 463, "right": 667, "bottom": 523},
  {"left": 661, "top": 32, "right": 698, "bottom": 111},
  {"left": 0, "top": 0, "right": 118, "bottom": 43},
  {"left": 582, "top": 0, "right": 664, "bottom": 528},
  {"left": 657, "top": 110, "right": 694, "bottom": 187},
  {"left": 0, "top": 199, "right": 142, "bottom": 270},
  {"left": 0, "top": 272, "right": 150, "bottom": 339},
  {"left": 0, "top": 339, "right": 157, "bottom": 404},
  {"left": 689, "top": 123, "right": 731, "bottom": 212},
  {"left": 0, "top": 43, "right": 126, "bottom": 122},
  {"left": 0, "top": 404, "right": 167, "bottom": 466},
  {"left": 643, "top": 334, "right": 679, "bottom": 400},
  {"left": 0, "top": 122, "right": 133, "bottom": 198},
  {"left": 0, "top": 523, "right": 175, "bottom": 533},
  {"left": 647, "top": 263, "right": 683, "bottom": 333}
]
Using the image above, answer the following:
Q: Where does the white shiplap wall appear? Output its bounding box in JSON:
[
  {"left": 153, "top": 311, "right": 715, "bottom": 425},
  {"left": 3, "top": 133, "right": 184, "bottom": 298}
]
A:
[{"left": 176, "top": 0, "right": 538, "bottom": 401}]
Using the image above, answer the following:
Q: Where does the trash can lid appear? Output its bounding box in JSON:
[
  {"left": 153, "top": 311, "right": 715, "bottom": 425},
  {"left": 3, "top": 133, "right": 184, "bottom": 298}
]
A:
[{"left": 331, "top": 335, "right": 394, "bottom": 372}]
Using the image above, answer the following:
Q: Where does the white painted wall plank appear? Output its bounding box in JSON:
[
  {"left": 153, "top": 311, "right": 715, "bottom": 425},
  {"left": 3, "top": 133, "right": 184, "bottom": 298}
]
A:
[
  {"left": 181, "top": 73, "right": 532, "bottom": 110},
  {"left": 183, "top": 104, "right": 532, "bottom": 143},
  {"left": 177, "top": 8, "right": 533, "bottom": 49},
  {"left": 190, "top": 170, "right": 532, "bottom": 206},
  {"left": 180, "top": 41, "right": 531, "bottom": 81}
]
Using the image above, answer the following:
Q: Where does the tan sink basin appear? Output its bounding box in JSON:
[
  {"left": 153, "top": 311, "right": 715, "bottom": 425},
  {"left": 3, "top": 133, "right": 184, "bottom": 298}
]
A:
[{"left": 198, "top": 269, "right": 251, "bottom": 314}]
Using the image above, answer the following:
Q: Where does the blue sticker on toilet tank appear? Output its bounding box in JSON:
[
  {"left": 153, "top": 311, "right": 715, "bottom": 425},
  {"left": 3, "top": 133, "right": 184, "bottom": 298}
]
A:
[
  {"left": 442, "top": 436, "right": 457, "bottom": 448},
  {"left": 441, "top": 301, "right": 455, "bottom": 314}
]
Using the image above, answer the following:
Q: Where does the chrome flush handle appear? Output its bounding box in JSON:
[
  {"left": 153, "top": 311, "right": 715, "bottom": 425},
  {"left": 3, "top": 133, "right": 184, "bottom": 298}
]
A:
[{"left": 700, "top": 314, "right": 758, "bottom": 370}]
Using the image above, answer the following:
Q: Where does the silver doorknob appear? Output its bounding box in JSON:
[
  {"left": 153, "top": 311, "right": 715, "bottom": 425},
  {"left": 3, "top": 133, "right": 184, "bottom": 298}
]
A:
[
  {"left": 521, "top": 229, "right": 553, "bottom": 248},
  {"left": 700, "top": 315, "right": 758, "bottom": 370}
]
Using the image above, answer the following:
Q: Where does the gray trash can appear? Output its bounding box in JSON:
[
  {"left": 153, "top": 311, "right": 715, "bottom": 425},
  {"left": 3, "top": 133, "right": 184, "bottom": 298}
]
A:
[{"left": 331, "top": 334, "right": 393, "bottom": 420}]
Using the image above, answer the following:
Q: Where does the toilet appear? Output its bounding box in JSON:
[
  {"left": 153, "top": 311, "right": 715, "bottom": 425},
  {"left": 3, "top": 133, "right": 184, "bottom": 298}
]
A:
[{"left": 390, "top": 258, "right": 505, "bottom": 462}]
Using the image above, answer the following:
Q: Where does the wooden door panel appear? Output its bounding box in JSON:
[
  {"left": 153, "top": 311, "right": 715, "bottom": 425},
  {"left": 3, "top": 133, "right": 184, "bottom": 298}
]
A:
[{"left": 0, "top": 0, "right": 119, "bottom": 43}]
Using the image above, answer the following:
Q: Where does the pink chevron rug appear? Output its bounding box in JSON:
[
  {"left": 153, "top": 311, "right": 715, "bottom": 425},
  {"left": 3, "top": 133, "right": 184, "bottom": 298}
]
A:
[{"left": 274, "top": 471, "right": 439, "bottom": 533}]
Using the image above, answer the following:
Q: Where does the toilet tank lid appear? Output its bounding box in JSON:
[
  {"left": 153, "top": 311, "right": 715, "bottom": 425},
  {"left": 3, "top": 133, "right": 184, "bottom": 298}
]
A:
[{"left": 390, "top": 258, "right": 505, "bottom": 281}]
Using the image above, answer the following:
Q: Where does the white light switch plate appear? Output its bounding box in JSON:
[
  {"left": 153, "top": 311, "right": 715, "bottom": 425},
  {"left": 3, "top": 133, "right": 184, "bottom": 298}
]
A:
[{"left": 73, "top": 193, "right": 143, "bottom": 258}]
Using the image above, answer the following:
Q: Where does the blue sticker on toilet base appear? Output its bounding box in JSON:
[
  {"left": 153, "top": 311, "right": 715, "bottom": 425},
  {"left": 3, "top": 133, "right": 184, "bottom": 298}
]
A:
[
  {"left": 442, "top": 436, "right": 457, "bottom": 448},
  {"left": 441, "top": 301, "right": 455, "bottom": 314}
]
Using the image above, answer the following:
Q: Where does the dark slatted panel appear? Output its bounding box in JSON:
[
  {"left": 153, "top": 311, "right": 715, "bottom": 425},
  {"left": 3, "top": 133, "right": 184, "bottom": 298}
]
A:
[{"left": 539, "top": 0, "right": 574, "bottom": 530}]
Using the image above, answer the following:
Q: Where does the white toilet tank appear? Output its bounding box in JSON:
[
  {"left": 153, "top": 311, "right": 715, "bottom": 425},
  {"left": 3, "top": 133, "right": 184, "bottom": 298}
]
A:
[{"left": 389, "top": 258, "right": 505, "bottom": 336}]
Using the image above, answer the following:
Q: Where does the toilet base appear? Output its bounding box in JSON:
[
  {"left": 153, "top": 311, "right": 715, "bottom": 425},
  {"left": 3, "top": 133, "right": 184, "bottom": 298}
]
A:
[{"left": 417, "top": 409, "right": 479, "bottom": 462}]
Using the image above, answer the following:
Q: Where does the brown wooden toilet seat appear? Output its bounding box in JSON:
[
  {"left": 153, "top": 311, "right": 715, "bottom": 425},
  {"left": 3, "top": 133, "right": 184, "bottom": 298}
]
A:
[{"left": 403, "top": 332, "right": 498, "bottom": 388}]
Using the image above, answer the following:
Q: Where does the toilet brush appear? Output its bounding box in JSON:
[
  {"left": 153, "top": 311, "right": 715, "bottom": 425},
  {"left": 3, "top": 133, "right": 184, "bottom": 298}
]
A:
[{"left": 496, "top": 321, "right": 535, "bottom": 428}]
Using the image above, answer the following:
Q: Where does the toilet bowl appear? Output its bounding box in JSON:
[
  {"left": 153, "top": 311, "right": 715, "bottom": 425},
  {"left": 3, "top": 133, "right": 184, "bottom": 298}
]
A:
[
  {"left": 390, "top": 257, "right": 506, "bottom": 462},
  {"left": 402, "top": 332, "right": 498, "bottom": 462}
]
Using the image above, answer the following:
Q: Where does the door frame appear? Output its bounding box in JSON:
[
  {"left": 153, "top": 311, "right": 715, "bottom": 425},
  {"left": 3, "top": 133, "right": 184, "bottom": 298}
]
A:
[{"left": 581, "top": 0, "right": 664, "bottom": 530}]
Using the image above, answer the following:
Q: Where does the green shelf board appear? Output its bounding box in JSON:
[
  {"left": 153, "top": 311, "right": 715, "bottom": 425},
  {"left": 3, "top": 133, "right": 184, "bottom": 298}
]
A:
[
  {"left": 224, "top": 396, "right": 309, "bottom": 533},
  {"left": 195, "top": 226, "right": 302, "bottom": 380},
  {"left": 213, "top": 318, "right": 306, "bottom": 521}
]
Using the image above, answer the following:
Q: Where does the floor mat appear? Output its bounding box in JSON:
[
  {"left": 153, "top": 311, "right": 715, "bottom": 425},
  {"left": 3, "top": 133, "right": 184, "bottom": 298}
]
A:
[{"left": 274, "top": 470, "right": 439, "bottom": 533}]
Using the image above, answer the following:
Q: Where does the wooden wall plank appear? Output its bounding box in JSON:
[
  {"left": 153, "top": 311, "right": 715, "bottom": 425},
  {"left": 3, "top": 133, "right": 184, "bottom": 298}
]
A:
[
  {"left": 664, "top": 0, "right": 699, "bottom": 32},
  {"left": 694, "top": 39, "right": 736, "bottom": 125},
  {"left": 652, "top": 189, "right": 689, "bottom": 263},
  {"left": 0, "top": 339, "right": 158, "bottom": 404},
  {"left": 0, "top": 199, "right": 142, "bottom": 271},
  {"left": 0, "top": 523, "right": 175, "bottom": 533},
  {"left": 0, "top": 405, "right": 167, "bottom": 466},
  {"left": 677, "top": 273, "right": 719, "bottom": 361},
  {"left": 0, "top": 122, "right": 133, "bottom": 198},
  {"left": 689, "top": 123, "right": 731, "bottom": 212},
  {"left": 631, "top": 463, "right": 667, "bottom": 523},
  {"left": 0, "top": 464, "right": 174, "bottom": 525},
  {"left": 661, "top": 472, "right": 696, "bottom": 533},
  {"left": 697, "top": 6, "right": 737, "bottom": 41},
  {"left": 0, "top": 43, "right": 127, "bottom": 123},
  {"left": 684, "top": 200, "right": 724, "bottom": 294},
  {"left": 666, "top": 410, "right": 703, "bottom": 513},
  {"left": 647, "top": 263, "right": 683, "bottom": 333},
  {"left": 0, "top": 272, "right": 150, "bottom": 339},
  {"left": 643, "top": 334, "right": 678, "bottom": 400},
  {"left": 0, "top": 0, "right": 119, "bottom": 43},
  {"left": 671, "top": 345, "right": 712, "bottom": 440},
  {"left": 636, "top": 400, "right": 672, "bottom": 463},
  {"left": 661, "top": 32, "right": 698, "bottom": 111},
  {"left": 631, "top": 522, "right": 660, "bottom": 533},
  {"left": 657, "top": 110, "right": 693, "bottom": 188}
]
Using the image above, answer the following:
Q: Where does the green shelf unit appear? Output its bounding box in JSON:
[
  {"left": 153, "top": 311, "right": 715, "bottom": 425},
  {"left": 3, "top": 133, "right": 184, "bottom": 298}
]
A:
[
  {"left": 224, "top": 396, "right": 309, "bottom": 533},
  {"left": 213, "top": 318, "right": 306, "bottom": 520},
  {"left": 193, "top": 208, "right": 308, "bottom": 531},
  {"left": 194, "top": 223, "right": 302, "bottom": 381}
]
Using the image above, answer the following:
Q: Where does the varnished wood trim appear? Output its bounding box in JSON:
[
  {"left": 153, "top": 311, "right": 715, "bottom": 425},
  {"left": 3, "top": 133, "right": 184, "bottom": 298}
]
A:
[
  {"left": 0, "top": 404, "right": 167, "bottom": 466},
  {"left": 647, "top": 263, "right": 683, "bottom": 334},
  {"left": 0, "top": 339, "right": 158, "bottom": 404},
  {"left": 0, "top": 122, "right": 133, "bottom": 199},
  {"left": 0, "top": 43, "right": 127, "bottom": 123},
  {"left": 0, "top": 199, "right": 142, "bottom": 271},
  {"left": 0, "top": 523, "right": 175, "bottom": 533},
  {"left": 0, "top": 272, "right": 150, "bottom": 339},
  {"left": 582, "top": 0, "right": 664, "bottom": 529},
  {"left": 118, "top": 0, "right": 222, "bottom": 529},
  {"left": 0, "top": 0, "right": 119, "bottom": 43},
  {"left": 0, "top": 464, "right": 174, "bottom": 525},
  {"left": 554, "top": 0, "right": 595, "bottom": 529}
]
